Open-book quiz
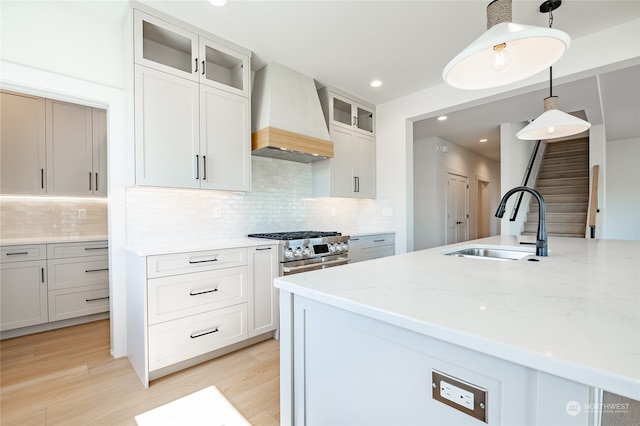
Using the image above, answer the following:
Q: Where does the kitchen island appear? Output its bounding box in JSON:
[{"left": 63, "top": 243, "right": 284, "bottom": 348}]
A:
[{"left": 275, "top": 236, "right": 640, "bottom": 425}]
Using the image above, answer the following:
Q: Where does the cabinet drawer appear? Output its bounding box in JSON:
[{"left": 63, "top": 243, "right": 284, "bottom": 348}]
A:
[
  {"left": 361, "top": 245, "right": 395, "bottom": 262},
  {"left": 360, "top": 234, "right": 395, "bottom": 248},
  {"left": 148, "top": 303, "right": 247, "bottom": 371},
  {"left": 48, "top": 285, "right": 109, "bottom": 322},
  {"left": 1, "top": 244, "right": 47, "bottom": 263},
  {"left": 47, "top": 255, "right": 109, "bottom": 290},
  {"left": 148, "top": 267, "right": 247, "bottom": 325},
  {"left": 147, "top": 247, "right": 247, "bottom": 278},
  {"left": 47, "top": 241, "right": 108, "bottom": 259}
]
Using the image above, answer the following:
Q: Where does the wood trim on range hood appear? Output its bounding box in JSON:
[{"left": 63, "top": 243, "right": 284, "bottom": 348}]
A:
[{"left": 252, "top": 127, "right": 333, "bottom": 163}]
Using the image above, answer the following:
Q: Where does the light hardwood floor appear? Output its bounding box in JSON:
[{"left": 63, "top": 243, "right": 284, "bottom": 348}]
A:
[{"left": 0, "top": 319, "right": 280, "bottom": 425}]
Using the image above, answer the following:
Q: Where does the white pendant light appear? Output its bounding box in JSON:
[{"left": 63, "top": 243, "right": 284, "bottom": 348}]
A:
[
  {"left": 443, "top": 0, "right": 570, "bottom": 90},
  {"left": 517, "top": 94, "right": 591, "bottom": 140},
  {"left": 517, "top": 1, "right": 591, "bottom": 140}
]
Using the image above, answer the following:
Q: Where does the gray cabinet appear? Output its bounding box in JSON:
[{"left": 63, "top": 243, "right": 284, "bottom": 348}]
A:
[
  {"left": 0, "top": 245, "right": 48, "bottom": 331},
  {"left": 0, "top": 241, "right": 109, "bottom": 334},
  {"left": 46, "top": 241, "right": 109, "bottom": 322},
  {"left": 0, "top": 91, "right": 107, "bottom": 197},
  {"left": 0, "top": 91, "right": 46, "bottom": 195}
]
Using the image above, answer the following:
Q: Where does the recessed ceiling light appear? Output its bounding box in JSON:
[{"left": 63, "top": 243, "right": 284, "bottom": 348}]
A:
[
  {"left": 437, "top": 116, "right": 447, "bottom": 121},
  {"left": 208, "top": 0, "right": 229, "bottom": 6},
  {"left": 370, "top": 80, "right": 382, "bottom": 88},
  {"left": 479, "top": 138, "right": 488, "bottom": 143}
]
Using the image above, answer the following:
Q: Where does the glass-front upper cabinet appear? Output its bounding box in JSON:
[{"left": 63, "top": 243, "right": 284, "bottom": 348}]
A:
[
  {"left": 134, "top": 10, "right": 249, "bottom": 97},
  {"left": 199, "top": 38, "right": 249, "bottom": 97},
  {"left": 327, "top": 92, "right": 375, "bottom": 136}
]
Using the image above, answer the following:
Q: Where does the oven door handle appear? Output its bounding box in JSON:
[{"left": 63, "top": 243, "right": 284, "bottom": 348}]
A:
[{"left": 283, "top": 258, "right": 350, "bottom": 275}]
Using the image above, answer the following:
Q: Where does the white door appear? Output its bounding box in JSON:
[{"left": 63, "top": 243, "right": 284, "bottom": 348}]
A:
[
  {"left": 354, "top": 133, "right": 376, "bottom": 198},
  {"left": 446, "top": 173, "right": 469, "bottom": 244},
  {"left": 199, "top": 86, "right": 250, "bottom": 191},
  {"left": 135, "top": 65, "right": 199, "bottom": 188}
]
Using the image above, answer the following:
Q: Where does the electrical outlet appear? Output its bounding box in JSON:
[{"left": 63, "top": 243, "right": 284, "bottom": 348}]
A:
[
  {"left": 78, "top": 209, "right": 87, "bottom": 219},
  {"left": 331, "top": 208, "right": 336, "bottom": 217},
  {"left": 213, "top": 207, "right": 222, "bottom": 218}
]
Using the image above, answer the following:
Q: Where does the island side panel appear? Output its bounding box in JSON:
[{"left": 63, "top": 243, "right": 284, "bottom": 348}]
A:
[{"left": 286, "top": 294, "right": 592, "bottom": 425}]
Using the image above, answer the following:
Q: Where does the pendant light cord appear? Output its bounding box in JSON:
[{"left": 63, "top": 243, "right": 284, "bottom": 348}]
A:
[{"left": 548, "top": 7, "right": 554, "bottom": 98}]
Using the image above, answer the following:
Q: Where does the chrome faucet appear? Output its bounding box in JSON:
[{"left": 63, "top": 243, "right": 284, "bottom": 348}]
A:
[{"left": 495, "top": 186, "right": 548, "bottom": 256}]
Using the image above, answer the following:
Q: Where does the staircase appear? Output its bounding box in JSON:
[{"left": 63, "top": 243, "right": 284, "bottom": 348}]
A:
[{"left": 524, "top": 138, "right": 589, "bottom": 238}]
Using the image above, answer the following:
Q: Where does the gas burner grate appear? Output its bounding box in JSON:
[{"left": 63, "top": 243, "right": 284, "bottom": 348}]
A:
[{"left": 248, "top": 231, "right": 341, "bottom": 240}]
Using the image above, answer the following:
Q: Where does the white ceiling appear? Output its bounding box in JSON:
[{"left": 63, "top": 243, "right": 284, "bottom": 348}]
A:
[{"left": 81, "top": 0, "right": 640, "bottom": 160}]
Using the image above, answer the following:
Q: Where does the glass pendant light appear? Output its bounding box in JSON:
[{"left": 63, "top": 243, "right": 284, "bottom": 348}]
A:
[
  {"left": 443, "top": 0, "right": 570, "bottom": 90},
  {"left": 516, "top": 1, "right": 591, "bottom": 140}
]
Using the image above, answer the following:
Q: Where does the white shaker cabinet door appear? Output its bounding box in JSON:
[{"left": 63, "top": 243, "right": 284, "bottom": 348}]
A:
[
  {"left": 354, "top": 133, "right": 376, "bottom": 198},
  {"left": 248, "top": 245, "right": 278, "bottom": 337},
  {"left": 199, "top": 86, "right": 250, "bottom": 191},
  {"left": 135, "top": 65, "right": 200, "bottom": 188},
  {"left": 330, "top": 126, "right": 356, "bottom": 198}
]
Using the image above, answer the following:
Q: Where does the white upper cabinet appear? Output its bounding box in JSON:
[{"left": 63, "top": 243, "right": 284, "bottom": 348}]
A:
[
  {"left": 132, "top": 9, "right": 251, "bottom": 191},
  {"left": 199, "top": 86, "right": 250, "bottom": 191},
  {"left": 324, "top": 91, "right": 375, "bottom": 136},
  {"left": 0, "top": 91, "right": 46, "bottom": 195},
  {"left": 314, "top": 87, "right": 376, "bottom": 199},
  {"left": 135, "top": 65, "right": 200, "bottom": 189},
  {"left": 134, "top": 10, "right": 249, "bottom": 97}
]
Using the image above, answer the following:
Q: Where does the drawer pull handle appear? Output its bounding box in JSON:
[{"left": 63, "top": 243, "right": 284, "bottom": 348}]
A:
[
  {"left": 188, "top": 258, "right": 218, "bottom": 264},
  {"left": 85, "top": 268, "right": 109, "bottom": 273},
  {"left": 85, "top": 247, "right": 108, "bottom": 251},
  {"left": 190, "top": 328, "right": 219, "bottom": 339},
  {"left": 6, "top": 252, "right": 29, "bottom": 256},
  {"left": 256, "top": 247, "right": 272, "bottom": 251},
  {"left": 373, "top": 239, "right": 385, "bottom": 242},
  {"left": 85, "top": 296, "right": 109, "bottom": 302},
  {"left": 189, "top": 288, "right": 218, "bottom": 296}
]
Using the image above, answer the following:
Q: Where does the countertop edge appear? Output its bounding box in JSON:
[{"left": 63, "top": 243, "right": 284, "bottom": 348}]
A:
[{"left": 275, "top": 278, "right": 640, "bottom": 400}]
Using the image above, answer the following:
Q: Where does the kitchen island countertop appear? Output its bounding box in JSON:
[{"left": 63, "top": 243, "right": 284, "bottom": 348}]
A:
[{"left": 275, "top": 235, "right": 640, "bottom": 400}]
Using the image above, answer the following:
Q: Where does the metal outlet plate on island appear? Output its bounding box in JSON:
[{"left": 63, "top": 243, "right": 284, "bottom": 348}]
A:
[{"left": 432, "top": 369, "right": 488, "bottom": 423}]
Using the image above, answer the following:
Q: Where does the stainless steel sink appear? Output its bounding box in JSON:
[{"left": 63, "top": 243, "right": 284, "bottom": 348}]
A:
[{"left": 441, "top": 245, "right": 535, "bottom": 261}]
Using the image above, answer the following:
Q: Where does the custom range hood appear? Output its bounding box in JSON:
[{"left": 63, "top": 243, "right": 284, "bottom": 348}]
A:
[{"left": 251, "top": 62, "right": 333, "bottom": 163}]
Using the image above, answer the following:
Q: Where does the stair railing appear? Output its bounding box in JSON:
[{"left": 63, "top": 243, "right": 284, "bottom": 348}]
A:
[
  {"left": 510, "top": 139, "right": 546, "bottom": 221},
  {"left": 588, "top": 164, "right": 600, "bottom": 238}
]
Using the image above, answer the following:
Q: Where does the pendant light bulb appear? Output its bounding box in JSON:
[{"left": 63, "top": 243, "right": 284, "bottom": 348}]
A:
[{"left": 490, "top": 43, "right": 510, "bottom": 71}]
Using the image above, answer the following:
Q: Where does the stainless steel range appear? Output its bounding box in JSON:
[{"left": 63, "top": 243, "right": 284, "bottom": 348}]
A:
[{"left": 247, "top": 231, "right": 350, "bottom": 275}]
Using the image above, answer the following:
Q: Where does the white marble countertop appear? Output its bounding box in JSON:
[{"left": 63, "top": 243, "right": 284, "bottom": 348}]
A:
[
  {"left": 0, "top": 235, "right": 108, "bottom": 246},
  {"left": 346, "top": 230, "right": 395, "bottom": 238},
  {"left": 274, "top": 235, "right": 640, "bottom": 400},
  {"left": 125, "top": 237, "right": 277, "bottom": 256}
]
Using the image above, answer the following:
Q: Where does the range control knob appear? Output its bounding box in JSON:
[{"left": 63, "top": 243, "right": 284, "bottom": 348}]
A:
[
  {"left": 341, "top": 242, "right": 349, "bottom": 252},
  {"left": 329, "top": 243, "right": 337, "bottom": 253},
  {"left": 284, "top": 248, "right": 294, "bottom": 260},
  {"left": 294, "top": 247, "right": 303, "bottom": 257},
  {"left": 302, "top": 246, "right": 311, "bottom": 257}
]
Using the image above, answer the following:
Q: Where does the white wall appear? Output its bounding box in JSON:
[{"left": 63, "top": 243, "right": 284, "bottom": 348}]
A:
[
  {"left": 377, "top": 18, "right": 640, "bottom": 254},
  {"left": 498, "top": 122, "right": 535, "bottom": 236},
  {"left": 413, "top": 137, "right": 500, "bottom": 250},
  {"left": 605, "top": 137, "right": 640, "bottom": 240}
]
